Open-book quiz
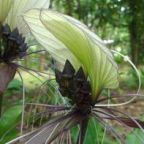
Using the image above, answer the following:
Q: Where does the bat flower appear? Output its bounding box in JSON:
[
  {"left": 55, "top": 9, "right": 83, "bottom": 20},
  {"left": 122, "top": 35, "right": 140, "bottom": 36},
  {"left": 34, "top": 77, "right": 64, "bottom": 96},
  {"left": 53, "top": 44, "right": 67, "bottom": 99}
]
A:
[
  {"left": 0, "top": 0, "right": 50, "bottom": 93},
  {"left": 8, "top": 10, "right": 144, "bottom": 144}
]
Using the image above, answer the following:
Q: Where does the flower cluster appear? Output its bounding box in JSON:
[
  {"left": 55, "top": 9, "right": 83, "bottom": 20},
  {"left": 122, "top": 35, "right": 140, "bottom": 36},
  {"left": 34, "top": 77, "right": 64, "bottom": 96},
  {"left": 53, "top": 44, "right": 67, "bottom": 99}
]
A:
[
  {"left": 56, "top": 60, "right": 92, "bottom": 112},
  {"left": 0, "top": 0, "right": 49, "bottom": 93},
  {"left": 0, "top": 24, "right": 27, "bottom": 63}
]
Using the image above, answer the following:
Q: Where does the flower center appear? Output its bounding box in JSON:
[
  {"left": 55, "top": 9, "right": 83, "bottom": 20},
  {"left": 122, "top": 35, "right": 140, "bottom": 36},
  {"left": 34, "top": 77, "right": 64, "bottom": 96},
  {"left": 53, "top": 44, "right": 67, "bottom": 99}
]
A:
[
  {"left": 0, "top": 23, "right": 27, "bottom": 63},
  {"left": 55, "top": 60, "right": 93, "bottom": 115}
]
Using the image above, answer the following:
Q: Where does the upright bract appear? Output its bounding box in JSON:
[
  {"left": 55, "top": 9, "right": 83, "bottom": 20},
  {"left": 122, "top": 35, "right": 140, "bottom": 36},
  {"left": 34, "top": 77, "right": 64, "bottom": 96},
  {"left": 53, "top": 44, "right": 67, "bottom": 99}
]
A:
[
  {"left": 5, "top": 0, "right": 50, "bottom": 31},
  {"left": 24, "top": 10, "right": 118, "bottom": 102},
  {"left": 0, "top": 0, "right": 49, "bottom": 29}
]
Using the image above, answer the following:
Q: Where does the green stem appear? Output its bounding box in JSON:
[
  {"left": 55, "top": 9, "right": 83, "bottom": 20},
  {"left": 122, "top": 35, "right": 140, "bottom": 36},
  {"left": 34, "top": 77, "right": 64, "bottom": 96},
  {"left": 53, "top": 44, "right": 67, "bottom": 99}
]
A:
[
  {"left": 77, "top": 118, "right": 89, "bottom": 144},
  {"left": 0, "top": 92, "right": 3, "bottom": 117}
]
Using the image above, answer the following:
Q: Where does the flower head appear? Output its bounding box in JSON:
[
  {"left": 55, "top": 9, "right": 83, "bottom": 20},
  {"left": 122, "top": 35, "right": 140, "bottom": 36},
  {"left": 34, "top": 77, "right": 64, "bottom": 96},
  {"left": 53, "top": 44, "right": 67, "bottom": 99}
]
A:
[
  {"left": 0, "top": 0, "right": 50, "bottom": 92},
  {"left": 24, "top": 10, "right": 119, "bottom": 102}
]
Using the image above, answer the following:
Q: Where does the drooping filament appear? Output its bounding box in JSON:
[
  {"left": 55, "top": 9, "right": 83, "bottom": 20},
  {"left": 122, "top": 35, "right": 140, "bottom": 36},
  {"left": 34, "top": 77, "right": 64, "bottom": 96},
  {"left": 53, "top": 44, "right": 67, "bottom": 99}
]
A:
[{"left": 0, "top": 24, "right": 28, "bottom": 63}]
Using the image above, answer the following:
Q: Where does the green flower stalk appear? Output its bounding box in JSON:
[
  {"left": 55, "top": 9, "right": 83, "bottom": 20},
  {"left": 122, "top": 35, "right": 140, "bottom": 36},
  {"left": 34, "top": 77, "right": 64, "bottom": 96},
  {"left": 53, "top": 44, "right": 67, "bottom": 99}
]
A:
[
  {"left": 0, "top": 0, "right": 49, "bottom": 116},
  {"left": 7, "top": 10, "right": 144, "bottom": 144}
]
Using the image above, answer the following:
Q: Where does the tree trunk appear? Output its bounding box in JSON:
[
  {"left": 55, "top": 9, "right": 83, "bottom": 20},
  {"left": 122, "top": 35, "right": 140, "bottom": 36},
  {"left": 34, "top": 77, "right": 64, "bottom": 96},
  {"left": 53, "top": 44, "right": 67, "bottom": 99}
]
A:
[
  {"left": 65, "top": 0, "right": 73, "bottom": 16},
  {"left": 129, "top": 20, "right": 138, "bottom": 65},
  {"left": 128, "top": 0, "right": 144, "bottom": 65}
]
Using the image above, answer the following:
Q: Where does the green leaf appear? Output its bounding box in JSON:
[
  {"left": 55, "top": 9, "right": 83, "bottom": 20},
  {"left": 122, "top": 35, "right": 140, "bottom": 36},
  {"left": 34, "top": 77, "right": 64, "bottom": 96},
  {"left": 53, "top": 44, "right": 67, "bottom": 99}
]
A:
[
  {"left": 71, "top": 126, "right": 79, "bottom": 143},
  {"left": 0, "top": 105, "right": 22, "bottom": 136},
  {"left": 70, "top": 118, "right": 119, "bottom": 144},
  {"left": 7, "top": 79, "right": 22, "bottom": 91},
  {"left": 84, "top": 118, "right": 118, "bottom": 144},
  {"left": 0, "top": 129, "right": 17, "bottom": 144},
  {"left": 125, "top": 129, "right": 144, "bottom": 144},
  {"left": 84, "top": 118, "right": 101, "bottom": 144}
]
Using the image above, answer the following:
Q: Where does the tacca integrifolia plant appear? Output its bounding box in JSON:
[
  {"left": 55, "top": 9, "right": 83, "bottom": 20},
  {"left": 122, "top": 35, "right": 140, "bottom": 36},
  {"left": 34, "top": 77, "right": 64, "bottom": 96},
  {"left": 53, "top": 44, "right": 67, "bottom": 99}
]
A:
[{"left": 7, "top": 9, "right": 144, "bottom": 144}]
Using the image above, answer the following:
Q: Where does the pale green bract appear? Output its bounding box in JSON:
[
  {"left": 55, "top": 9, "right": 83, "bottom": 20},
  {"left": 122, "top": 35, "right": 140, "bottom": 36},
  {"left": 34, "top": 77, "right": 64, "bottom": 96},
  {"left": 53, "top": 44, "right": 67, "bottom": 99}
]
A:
[
  {"left": 0, "top": 0, "right": 13, "bottom": 22},
  {"left": 0, "top": 0, "right": 49, "bottom": 31},
  {"left": 24, "top": 9, "right": 119, "bottom": 101}
]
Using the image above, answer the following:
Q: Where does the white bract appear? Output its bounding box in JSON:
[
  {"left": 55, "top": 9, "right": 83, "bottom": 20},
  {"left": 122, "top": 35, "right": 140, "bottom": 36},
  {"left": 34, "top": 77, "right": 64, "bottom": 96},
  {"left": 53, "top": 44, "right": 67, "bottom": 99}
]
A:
[
  {"left": 0, "top": 0, "right": 49, "bottom": 31},
  {"left": 24, "top": 10, "right": 119, "bottom": 101}
]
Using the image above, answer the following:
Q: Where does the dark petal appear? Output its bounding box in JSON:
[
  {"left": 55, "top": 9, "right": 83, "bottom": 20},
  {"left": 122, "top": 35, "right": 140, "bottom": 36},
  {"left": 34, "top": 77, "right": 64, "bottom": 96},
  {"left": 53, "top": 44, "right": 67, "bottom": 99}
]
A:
[
  {"left": 19, "top": 43, "right": 27, "bottom": 52},
  {"left": 62, "top": 60, "right": 75, "bottom": 76},
  {"left": 74, "top": 93, "right": 84, "bottom": 103},
  {"left": 9, "top": 28, "right": 19, "bottom": 40},
  {"left": 19, "top": 52, "right": 27, "bottom": 58},
  {"left": 75, "top": 67, "right": 86, "bottom": 82},
  {"left": 81, "top": 81, "right": 91, "bottom": 94},
  {"left": 4, "top": 40, "right": 18, "bottom": 61},
  {"left": 16, "top": 34, "right": 24, "bottom": 45},
  {"left": 83, "top": 81, "right": 91, "bottom": 89},
  {"left": 59, "top": 87, "right": 69, "bottom": 97},
  {"left": 2, "top": 24, "right": 11, "bottom": 35}
]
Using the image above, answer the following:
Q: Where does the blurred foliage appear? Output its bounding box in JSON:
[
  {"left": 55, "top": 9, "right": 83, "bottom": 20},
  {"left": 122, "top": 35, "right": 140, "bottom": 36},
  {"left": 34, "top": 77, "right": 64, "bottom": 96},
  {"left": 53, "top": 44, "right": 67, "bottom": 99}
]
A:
[
  {"left": 50, "top": 0, "right": 144, "bottom": 65},
  {"left": 126, "top": 129, "right": 144, "bottom": 144},
  {"left": 120, "top": 67, "right": 144, "bottom": 89},
  {"left": 7, "top": 80, "right": 22, "bottom": 91},
  {"left": 0, "top": 106, "right": 22, "bottom": 144}
]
